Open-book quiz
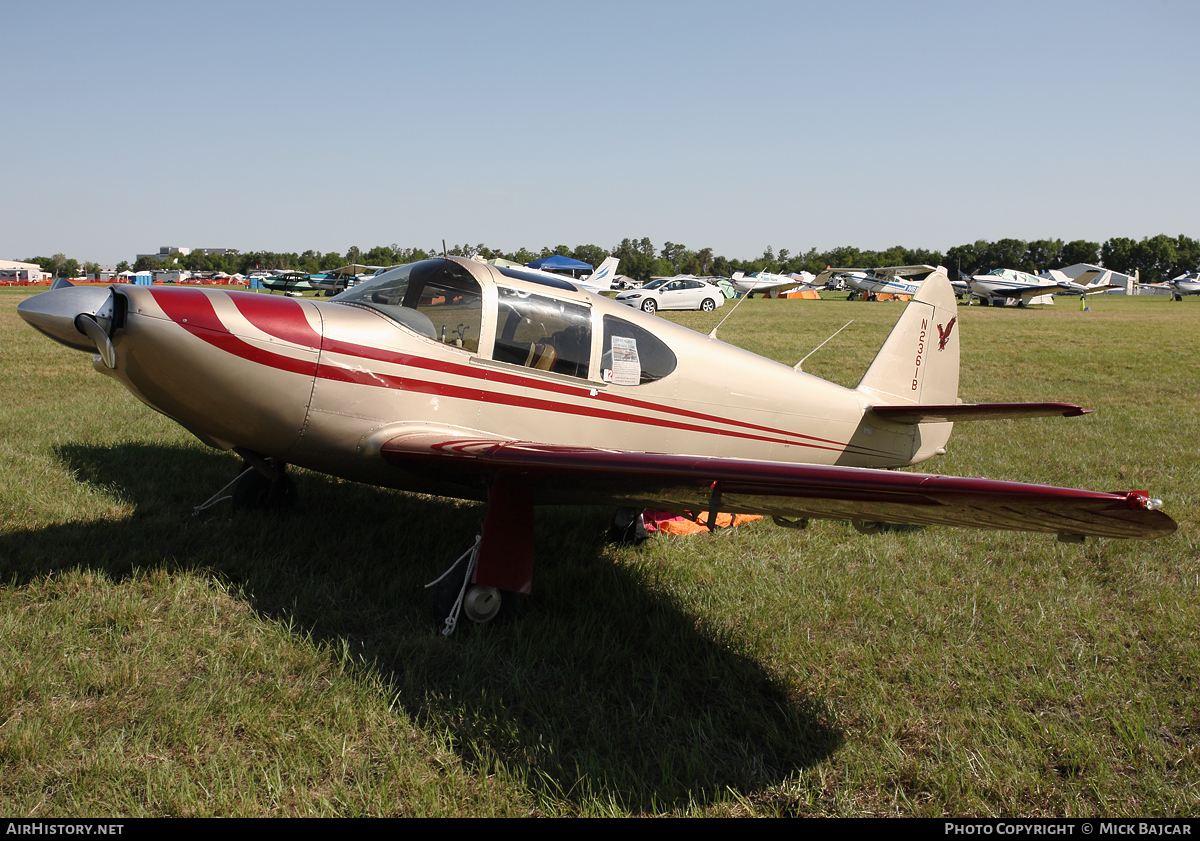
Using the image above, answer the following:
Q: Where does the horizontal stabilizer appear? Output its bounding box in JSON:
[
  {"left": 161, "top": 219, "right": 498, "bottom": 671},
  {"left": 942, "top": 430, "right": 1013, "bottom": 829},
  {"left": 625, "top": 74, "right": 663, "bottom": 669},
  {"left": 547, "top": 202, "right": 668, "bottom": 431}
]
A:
[{"left": 870, "top": 402, "right": 1091, "bottom": 424}]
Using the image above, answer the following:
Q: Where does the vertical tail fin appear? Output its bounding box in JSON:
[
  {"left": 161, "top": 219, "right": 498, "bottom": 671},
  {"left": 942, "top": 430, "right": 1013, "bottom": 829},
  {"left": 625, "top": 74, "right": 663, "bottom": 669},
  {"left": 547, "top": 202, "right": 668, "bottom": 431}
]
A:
[
  {"left": 856, "top": 269, "right": 960, "bottom": 406},
  {"left": 582, "top": 256, "right": 620, "bottom": 291}
]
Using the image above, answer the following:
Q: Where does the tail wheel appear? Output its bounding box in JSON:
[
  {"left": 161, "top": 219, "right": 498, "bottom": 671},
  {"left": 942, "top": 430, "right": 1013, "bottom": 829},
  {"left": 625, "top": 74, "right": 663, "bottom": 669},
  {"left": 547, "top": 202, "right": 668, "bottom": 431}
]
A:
[
  {"left": 700, "top": 298, "right": 716, "bottom": 312},
  {"left": 641, "top": 298, "right": 657, "bottom": 314}
]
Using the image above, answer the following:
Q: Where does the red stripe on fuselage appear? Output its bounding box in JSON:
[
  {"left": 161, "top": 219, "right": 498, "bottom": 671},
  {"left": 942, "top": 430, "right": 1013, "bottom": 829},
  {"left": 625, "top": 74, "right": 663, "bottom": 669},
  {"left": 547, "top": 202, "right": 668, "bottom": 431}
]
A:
[
  {"left": 149, "top": 288, "right": 318, "bottom": 377},
  {"left": 318, "top": 363, "right": 849, "bottom": 454},
  {"left": 318, "top": 336, "right": 883, "bottom": 455},
  {"left": 229, "top": 292, "right": 323, "bottom": 347}
]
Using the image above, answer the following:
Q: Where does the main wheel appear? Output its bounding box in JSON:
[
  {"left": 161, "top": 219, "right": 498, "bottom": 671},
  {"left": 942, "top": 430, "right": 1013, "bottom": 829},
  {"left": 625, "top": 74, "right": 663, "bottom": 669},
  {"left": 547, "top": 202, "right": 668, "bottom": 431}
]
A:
[
  {"left": 462, "top": 585, "right": 503, "bottom": 623},
  {"left": 700, "top": 298, "right": 716, "bottom": 312},
  {"left": 641, "top": 298, "right": 657, "bottom": 314}
]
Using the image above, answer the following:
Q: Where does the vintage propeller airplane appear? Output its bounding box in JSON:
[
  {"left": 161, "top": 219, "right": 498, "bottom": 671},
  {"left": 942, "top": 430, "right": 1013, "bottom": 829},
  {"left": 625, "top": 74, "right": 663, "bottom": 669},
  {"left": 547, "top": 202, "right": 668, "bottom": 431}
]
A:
[
  {"left": 18, "top": 259, "right": 1175, "bottom": 629},
  {"left": 1138, "top": 270, "right": 1200, "bottom": 301}
]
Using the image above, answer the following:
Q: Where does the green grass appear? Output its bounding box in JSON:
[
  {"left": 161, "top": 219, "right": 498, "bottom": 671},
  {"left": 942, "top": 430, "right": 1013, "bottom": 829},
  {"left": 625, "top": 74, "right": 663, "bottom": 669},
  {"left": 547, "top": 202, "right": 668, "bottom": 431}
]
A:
[{"left": 1, "top": 288, "right": 1197, "bottom": 816}]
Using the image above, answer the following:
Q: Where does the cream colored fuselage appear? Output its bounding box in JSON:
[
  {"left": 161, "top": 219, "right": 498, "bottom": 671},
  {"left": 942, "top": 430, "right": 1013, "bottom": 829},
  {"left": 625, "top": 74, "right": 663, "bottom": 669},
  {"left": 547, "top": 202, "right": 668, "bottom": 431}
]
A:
[{"left": 97, "top": 258, "right": 926, "bottom": 499}]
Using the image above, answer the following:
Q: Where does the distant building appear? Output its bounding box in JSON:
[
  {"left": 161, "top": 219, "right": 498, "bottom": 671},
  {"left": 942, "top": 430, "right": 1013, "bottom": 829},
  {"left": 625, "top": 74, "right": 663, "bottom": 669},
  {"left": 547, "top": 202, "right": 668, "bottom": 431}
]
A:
[
  {"left": 134, "top": 246, "right": 237, "bottom": 264},
  {"left": 0, "top": 259, "right": 48, "bottom": 282},
  {"left": 1056, "top": 263, "right": 1145, "bottom": 295},
  {"left": 135, "top": 246, "right": 192, "bottom": 264}
]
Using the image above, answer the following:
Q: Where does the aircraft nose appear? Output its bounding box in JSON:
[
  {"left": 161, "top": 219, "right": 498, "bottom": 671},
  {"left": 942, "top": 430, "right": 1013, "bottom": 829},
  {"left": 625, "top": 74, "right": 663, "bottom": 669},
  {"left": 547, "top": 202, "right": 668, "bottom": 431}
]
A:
[
  {"left": 18, "top": 281, "right": 118, "bottom": 363},
  {"left": 17, "top": 280, "right": 118, "bottom": 364}
]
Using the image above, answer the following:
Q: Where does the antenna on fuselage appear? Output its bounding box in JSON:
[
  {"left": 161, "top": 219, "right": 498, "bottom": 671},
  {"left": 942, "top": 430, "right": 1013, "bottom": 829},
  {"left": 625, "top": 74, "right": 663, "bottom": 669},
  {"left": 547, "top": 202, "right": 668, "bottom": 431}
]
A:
[
  {"left": 442, "top": 240, "right": 448, "bottom": 259},
  {"left": 794, "top": 320, "right": 853, "bottom": 372},
  {"left": 707, "top": 285, "right": 752, "bottom": 339}
]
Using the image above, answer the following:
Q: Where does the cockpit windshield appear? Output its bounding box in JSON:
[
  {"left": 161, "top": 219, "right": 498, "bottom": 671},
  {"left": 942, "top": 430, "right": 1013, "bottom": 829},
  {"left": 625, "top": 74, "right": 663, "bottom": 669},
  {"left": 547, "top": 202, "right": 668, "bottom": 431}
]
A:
[{"left": 331, "top": 259, "right": 483, "bottom": 351}]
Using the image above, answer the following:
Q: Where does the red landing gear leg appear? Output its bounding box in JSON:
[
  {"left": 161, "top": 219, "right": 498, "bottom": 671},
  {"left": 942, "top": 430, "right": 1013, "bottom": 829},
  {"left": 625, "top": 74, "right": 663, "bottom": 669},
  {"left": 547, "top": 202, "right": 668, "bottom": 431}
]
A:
[
  {"left": 427, "top": 477, "right": 533, "bottom": 633},
  {"left": 474, "top": 477, "right": 534, "bottom": 595}
]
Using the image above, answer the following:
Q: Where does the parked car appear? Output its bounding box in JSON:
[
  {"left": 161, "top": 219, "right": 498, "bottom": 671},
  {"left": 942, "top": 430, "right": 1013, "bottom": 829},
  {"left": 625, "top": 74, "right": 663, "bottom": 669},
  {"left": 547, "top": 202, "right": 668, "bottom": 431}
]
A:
[{"left": 614, "top": 277, "right": 725, "bottom": 314}]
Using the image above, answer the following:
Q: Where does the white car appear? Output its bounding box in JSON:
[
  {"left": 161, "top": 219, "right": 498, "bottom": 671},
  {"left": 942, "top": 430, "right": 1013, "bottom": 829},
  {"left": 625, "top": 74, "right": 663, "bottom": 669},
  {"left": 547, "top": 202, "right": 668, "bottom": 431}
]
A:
[{"left": 614, "top": 278, "right": 725, "bottom": 314}]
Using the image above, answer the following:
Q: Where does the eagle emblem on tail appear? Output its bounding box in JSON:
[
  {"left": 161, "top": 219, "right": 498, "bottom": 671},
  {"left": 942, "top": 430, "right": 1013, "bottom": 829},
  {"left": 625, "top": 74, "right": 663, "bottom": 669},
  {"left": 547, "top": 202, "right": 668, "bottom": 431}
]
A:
[{"left": 937, "top": 317, "right": 956, "bottom": 351}]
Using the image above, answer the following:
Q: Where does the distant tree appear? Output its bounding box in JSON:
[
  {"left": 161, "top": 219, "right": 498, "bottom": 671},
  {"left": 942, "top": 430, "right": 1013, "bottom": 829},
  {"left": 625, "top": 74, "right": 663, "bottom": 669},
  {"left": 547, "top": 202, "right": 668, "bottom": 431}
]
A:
[
  {"left": 697, "top": 247, "right": 713, "bottom": 274},
  {"left": 346, "top": 246, "right": 361, "bottom": 263},
  {"left": 875, "top": 245, "right": 908, "bottom": 267},
  {"left": 1060, "top": 240, "right": 1100, "bottom": 267},
  {"left": 48, "top": 253, "right": 67, "bottom": 277},
  {"left": 1131, "top": 234, "right": 1178, "bottom": 283},
  {"left": 984, "top": 238, "right": 1028, "bottom": 271},
  {"left": 62, "top": 258, "right": 80, "bottom": 278},
  {"left": 1101, "top": 237, "right": 1137, "bottom": 274},
  {"left": 1171, "top": 234, "right": 1200, "bottom": 276},
  {"left": 115, "top": 261, "right": 130, "bottom": 273},
  {"left": 660, "top": 242, "right": 688, "bottom": 273},
  {"left": 82, "top": 261, "right": 100, "bottom": 277},
  {"left": 363, "top": 245, "right": 398, "bottom": 265},
  {"left": 572, "top": 244, "right": 606, "bottom": 268},
  {"left": 822, "top": 245, "right": 864, "bottom": 269},
  {"left": 710, "top": 255, "right": 732, "bottom": 277},
  {"left": 1024, "top": 238, "right": 1063, "bottom": 272},
  {"left": 944, "top": 242, "right": 983, "bottom": 278},
  {"left": 511, "top": 247, "right": 539, "bottom": 265},
  {"left": 903, "top": 248, "right": 944, "bottom": 268}
]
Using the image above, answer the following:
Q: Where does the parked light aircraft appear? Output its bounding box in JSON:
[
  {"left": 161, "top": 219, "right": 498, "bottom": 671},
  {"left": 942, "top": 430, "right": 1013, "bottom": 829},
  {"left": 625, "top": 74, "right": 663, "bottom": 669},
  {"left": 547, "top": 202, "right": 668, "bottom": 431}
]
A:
[
  {"left": 258, "top": 271, "right": 315, "bottom": 294},
  {"left": 18, "top": 261, "right": 1174, "bottom": 628},
  {"left": 474, "top": 255, "right": 620, "bottom": 294},
  {"left": 1138, "top": 270, "right": 1200, "bottom": 301},
  {"left": 730, "top": 270, "right": 817, "bottom": 298},
  {"left": 966, "top": 268, "right": 1119, "bottom": 306},
  {"left": 812, "top": 265, "right": 946, "bottom": 300},
  {"left": 309, "top": 264, "right": 386, "bottom": 296}
]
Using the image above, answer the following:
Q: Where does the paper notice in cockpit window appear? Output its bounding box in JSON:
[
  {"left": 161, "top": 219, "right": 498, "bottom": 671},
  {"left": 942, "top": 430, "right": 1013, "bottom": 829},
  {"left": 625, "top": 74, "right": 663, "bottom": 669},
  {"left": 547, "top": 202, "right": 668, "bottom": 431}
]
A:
[{"left": 609, "top": 336, "right": 641, "bottom": 386}]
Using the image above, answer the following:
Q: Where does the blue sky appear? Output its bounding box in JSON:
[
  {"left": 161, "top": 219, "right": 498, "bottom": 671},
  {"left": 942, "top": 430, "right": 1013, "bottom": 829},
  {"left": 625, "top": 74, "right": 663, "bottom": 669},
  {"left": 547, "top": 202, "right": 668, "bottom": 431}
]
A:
[{"left": 3, "top": 0, "right": 1196, "bottom": 264}]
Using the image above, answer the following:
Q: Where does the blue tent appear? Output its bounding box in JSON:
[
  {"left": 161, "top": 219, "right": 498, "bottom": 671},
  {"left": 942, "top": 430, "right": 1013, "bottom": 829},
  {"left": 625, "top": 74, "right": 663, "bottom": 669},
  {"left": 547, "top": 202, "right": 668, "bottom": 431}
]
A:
[{"left": 526, "top": 254, "right": 593, "bottom": 272}]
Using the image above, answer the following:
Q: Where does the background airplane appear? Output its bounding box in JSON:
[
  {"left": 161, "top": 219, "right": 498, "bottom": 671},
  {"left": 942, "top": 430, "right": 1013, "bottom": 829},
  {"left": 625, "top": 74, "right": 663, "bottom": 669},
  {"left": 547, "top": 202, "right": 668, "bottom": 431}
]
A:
[
  {"left": 730, "top": 270, "right": 817, "bottom": 298},
  {"left": 812, "top": 265, "right": 946, "bottom": 300},
  {"left": 966, "top": 268, "right": 1120, "bottom": 306},
  {"left": 473, "top": 254, "right": 620, "bottom": 293},
  {"left": 308, "top": 263, "right": 386, "bottom": 295},
  {"left": 1137, "top": 270, "right": 1200, "bottom": 300}
]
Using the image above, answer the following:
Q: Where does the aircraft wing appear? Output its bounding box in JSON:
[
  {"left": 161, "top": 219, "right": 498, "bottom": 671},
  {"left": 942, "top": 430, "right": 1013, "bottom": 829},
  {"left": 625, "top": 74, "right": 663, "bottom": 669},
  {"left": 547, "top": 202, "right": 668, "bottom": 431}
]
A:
[
  {"left": 972, "top": 283, "right": 1064, "bottom": 301},
  {"left": 379, "top": 432, "right": 1174, "bottom": 540}
]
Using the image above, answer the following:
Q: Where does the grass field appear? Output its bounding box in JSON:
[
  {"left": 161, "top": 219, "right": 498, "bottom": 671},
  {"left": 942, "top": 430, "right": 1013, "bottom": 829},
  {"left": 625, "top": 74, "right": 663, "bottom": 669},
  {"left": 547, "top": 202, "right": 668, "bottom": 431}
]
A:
[{"left": 1, "top": 287, "right": 1197, "bottom": 816}]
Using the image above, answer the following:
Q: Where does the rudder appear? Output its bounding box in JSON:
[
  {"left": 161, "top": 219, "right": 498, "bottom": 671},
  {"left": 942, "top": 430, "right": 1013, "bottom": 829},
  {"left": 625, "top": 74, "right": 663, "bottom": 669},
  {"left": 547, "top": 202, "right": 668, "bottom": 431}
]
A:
[{"left": 856, "top": 269, "right": 960, "bottom": 406}]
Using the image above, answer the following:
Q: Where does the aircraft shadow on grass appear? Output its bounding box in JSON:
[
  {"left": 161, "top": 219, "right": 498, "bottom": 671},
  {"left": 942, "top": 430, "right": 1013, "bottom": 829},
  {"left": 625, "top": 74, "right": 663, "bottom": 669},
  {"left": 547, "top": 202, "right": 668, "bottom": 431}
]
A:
[{"left": 1, "top": 442, "right": 841, "bottom": 812}]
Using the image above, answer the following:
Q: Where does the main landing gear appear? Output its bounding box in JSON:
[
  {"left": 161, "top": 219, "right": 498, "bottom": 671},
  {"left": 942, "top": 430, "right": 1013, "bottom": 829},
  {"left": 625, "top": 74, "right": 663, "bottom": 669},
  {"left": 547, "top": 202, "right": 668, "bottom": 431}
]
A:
[{"left": 427, "top": 477, "right": 532, "bottom": 635}]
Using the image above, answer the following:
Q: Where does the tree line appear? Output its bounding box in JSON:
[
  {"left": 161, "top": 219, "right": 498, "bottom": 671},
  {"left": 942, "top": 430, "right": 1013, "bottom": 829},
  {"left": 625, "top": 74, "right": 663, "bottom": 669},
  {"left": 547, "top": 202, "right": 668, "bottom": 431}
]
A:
[{"left": 21, "top": 233, "right": 1199, "bottom": 284}]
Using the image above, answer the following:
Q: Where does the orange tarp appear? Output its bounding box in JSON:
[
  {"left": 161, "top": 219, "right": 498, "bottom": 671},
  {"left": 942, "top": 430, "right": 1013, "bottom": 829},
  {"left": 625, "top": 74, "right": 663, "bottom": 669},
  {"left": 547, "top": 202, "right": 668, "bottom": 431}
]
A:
[
  {"left": 781, "top": 289, "right": 820, "bottom": 299},
  {"left": 644, "top": 509, "right": 763, "bottom": 535}
]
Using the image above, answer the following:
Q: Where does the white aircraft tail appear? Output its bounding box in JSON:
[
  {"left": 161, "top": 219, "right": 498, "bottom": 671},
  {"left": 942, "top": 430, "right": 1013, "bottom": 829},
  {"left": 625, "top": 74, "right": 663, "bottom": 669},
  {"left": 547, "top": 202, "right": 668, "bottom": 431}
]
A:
[
  {"left": 856, "top": 269, "right": 960, "bottom": 407},
  {"left": 583, "top": 256, "right": 620, "bottom": 290}
]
